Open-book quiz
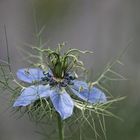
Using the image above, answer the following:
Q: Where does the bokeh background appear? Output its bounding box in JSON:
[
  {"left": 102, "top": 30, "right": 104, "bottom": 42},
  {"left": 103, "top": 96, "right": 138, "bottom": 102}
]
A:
[{"left": 0, "top": 0, "right": 140, "bottom": 140}]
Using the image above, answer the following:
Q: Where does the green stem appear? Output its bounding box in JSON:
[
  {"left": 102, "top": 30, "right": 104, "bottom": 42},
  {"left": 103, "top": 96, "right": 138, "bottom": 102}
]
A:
[{"left": 57, "top": 114, "right": 64, "bottom": 140}]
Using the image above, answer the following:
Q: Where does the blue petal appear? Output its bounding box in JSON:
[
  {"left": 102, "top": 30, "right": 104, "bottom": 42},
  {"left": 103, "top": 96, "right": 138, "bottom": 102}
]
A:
[
  {"left": 72, "top": 80, "right": 89, "bottom": 90},
  {"left": 16, "top": 68, "right": 44, "bottom": 83},
  {"left": 39, "top": 85, "right": 52, "bottom": 98},
  {"left": 50, "top": 90, "right": 74, "bottom": 120},
  {"left": 13, "top": 85, "right": 51, "bottom": 107},
  {"left": 71, "top": 87, "right": 107, "bottom": 104}
]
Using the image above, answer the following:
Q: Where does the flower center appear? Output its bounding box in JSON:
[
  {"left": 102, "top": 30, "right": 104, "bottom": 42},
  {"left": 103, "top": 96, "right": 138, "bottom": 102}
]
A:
[{"left": 41, "top": 72, "right": 76, "bottom": 87}]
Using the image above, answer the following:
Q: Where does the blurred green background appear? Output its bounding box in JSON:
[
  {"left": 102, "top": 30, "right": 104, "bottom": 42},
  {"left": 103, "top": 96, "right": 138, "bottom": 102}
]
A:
[{"left": 0, "top": 0, "right": 140, "bottom": 140}]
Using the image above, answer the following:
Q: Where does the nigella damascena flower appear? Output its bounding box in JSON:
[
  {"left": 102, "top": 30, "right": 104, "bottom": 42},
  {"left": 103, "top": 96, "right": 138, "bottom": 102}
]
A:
[{"left": 13, "top": 68, "right": 107, "bottom": 120}]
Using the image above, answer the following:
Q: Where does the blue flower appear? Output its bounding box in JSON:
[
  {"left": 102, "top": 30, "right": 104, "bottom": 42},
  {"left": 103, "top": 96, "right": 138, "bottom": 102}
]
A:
[{"left": 13, "top": 68, "right": 107, "bottom": 120}]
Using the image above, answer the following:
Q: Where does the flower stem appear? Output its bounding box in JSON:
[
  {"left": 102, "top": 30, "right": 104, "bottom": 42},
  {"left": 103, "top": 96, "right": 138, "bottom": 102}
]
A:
[{"left": 57, "top": 114, "right": 64, "bottom": 140}]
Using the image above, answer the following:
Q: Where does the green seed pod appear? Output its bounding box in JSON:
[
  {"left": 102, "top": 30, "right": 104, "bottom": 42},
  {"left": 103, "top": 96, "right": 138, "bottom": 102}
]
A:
[{"left": 54, "top": 60, "right": 63, "bottom": 78}]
